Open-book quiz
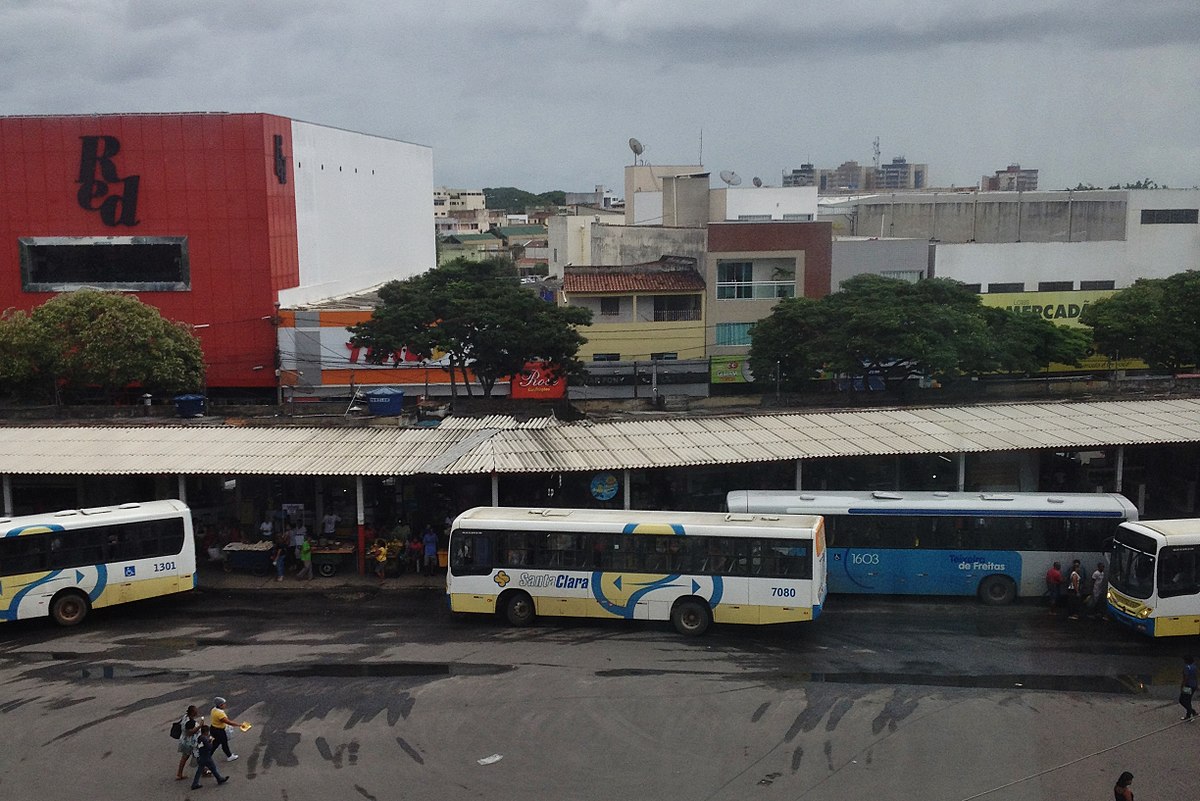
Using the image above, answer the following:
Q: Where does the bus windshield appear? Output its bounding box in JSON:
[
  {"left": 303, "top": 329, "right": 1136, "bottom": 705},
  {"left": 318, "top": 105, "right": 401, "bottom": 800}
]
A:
[{"left": 1109, "top": 538, "right": 1156, "bottom": 600}]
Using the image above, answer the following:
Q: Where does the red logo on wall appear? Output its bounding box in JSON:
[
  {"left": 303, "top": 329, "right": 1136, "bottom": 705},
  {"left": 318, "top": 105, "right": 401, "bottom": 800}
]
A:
[
  {"left": 511, "top": 361, "right": 566, "bottom": 399},
  {"left": 77, "top": 136, "right": 140, "bottom": 226}
]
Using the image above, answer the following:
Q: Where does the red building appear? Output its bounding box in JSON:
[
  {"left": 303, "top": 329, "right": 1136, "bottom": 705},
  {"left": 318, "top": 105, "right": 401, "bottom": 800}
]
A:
[{"left": 0, "top": 113, "right": 433, "bottom": 391}]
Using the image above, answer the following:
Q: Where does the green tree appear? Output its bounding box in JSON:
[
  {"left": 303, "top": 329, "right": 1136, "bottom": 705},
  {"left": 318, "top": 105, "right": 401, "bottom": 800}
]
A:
[
  {"left": 747, "top": 297, "right": 826, "bottom": 390},
  {"left": 749, "top": 275, "right": 1089, "bottom": 392},
  {"left": 818, "top": 275, "right": 992, "bottom": 390},
  {"left": 974, "top": 307, "right": 1092, "bottom": 375},
  {"left": 0, "top": 290, "right": 204, "bottom": 403},
  {"left": 349, "top": 258, "right": 592, "bottom": 397},
  {"left": 1080, "top": 272, "right": 1200, "bottom": 370}
]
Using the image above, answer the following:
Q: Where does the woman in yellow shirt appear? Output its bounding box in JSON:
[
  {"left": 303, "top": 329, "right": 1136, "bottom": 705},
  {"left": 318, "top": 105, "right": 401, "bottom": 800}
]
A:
[{"left": 209, "top": 697, "right": 242, "bottom": 761}]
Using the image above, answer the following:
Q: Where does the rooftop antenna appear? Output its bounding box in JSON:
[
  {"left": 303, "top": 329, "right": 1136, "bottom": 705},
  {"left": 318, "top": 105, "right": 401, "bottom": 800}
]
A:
[
  {"left": 628, "top": 137, "right": 645, "bottom": 166},
  {"left": 752, "top": 176, "right": 763, "bottom": 188},
  {"left": 719, "top": 170, "right": 742, "bottom": 186}
]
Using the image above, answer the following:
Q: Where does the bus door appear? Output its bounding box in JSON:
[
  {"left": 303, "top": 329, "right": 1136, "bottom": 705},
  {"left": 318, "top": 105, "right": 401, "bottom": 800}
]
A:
[{"left": 1154, "top": 544, "right": 1200, "bottom": 635}]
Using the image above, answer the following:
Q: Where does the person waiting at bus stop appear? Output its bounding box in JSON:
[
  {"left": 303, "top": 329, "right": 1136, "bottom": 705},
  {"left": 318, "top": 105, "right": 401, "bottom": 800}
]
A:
[
  {"left": 422, "top": 525, "right": 439, "bottom": 576},
  {"left": 1045, "top": 561, "right": 1063, "bottom": 614}
]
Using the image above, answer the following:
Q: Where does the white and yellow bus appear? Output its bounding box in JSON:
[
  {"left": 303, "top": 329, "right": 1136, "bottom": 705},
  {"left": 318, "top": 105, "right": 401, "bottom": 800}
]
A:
[
  {"left": 0, "top": 499, "right": 196, "bottom": 626},
  {"left": 1108, "top": 518, "right": 1200, "bottom": 637},
  {"left": 446, "top": 507, "right": 827, "bottom": 636}
]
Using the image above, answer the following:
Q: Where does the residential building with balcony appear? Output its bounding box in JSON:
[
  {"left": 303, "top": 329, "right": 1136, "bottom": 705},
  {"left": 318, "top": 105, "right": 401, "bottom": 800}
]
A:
[
  {"left": 561, "top": 257, "right": 706, "bottom": 362},
  {"left": 706, "top": 222, "right": 833, "bottom": 356}
]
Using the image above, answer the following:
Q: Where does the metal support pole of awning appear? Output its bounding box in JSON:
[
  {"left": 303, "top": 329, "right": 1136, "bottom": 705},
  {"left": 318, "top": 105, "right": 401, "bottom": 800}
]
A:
[
  {"left": 2, "top": 475, "right": 11, "bottom": 517},
  {"left": 491, "top": 473, "right": 499, "bottom": 507},
  {"left": 794, "top": 460, "right": 803, "bottom": 491},
  {"left": 1115, "top": 446, "right": 1124, "bottom": 494},
  {"left": 957, "top": 453, "right": 966, "bottom": 492},
  {"left": 177, "top": 475, "right": 187, "bottom": 505},
  {"left": 624, "top": 469, "right": 631, "bottom": 510},
  {"left": 356, "top": 476, "right": 366, "bottom": 575}
]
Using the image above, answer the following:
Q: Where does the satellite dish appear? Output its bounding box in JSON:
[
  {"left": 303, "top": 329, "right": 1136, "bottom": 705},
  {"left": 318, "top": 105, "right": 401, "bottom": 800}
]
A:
[
  {"left": 628, "top": 138, "right": 644, "bottom": 156},
  {"left": 752, "top": 177, "right": 763, "bottom": 187},
  {"left": 719, "top": 170, "right": 742, "bottom": 186}
]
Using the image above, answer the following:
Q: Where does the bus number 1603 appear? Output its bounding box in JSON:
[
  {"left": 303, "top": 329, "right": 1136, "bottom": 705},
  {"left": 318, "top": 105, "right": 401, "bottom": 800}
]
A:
[{"left": 771, "top": 587, "right": 796, "bottom": 598}]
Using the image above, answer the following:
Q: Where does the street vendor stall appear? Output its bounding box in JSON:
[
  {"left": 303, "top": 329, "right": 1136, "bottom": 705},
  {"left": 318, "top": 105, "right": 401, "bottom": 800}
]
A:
[
  {"left": 311, "top": 545, "right": 356, "bottom": 577},
  {"left": 222, "top": 542, "right": 273, "bottom": 575}
]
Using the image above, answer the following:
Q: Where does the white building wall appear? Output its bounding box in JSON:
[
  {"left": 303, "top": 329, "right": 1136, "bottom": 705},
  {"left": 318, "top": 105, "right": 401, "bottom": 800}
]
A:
[
  {"left": 1123, "top": 189, "right": 1200, "bottom": 276},
  {"left": 282, "top": 121, "right": 435, "bottom": 305},
  {"left": 723, "top": 186, "right": 818, "bottom": 220},
  {"left": 935, "top": 190, "right": 1200, "bottom": 290},
  {"left": 934, "top": 241, "right": 1133, "bottom": 290}
]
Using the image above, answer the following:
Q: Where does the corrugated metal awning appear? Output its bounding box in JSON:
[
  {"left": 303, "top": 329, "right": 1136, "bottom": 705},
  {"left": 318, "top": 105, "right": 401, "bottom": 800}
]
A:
[{"left": 2, "top": 398, "right": 1199, "bottom": 477}]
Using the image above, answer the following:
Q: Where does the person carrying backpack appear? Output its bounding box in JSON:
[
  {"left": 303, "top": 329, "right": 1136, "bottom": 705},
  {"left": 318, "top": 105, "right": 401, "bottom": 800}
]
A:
[{"left": 173, "top": 705, "right": 203, "bottom": 781}]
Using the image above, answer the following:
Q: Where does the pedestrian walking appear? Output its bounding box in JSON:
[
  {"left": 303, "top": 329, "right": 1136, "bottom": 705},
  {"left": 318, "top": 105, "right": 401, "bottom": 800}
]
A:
[
  {"left": 1090, "top": 562, "right": 1108, "bottom": 618},
  {"left": 422, "top": 524, "right": 439, "bottom": 577},
  {"left": 1181, "top": 655, "right": 1198, "bottom": 721},
  {"left": 1067, "top": 559, "right": 1083, "bottom": 619},
  {"left": 1113, "top": 770, "right": 1134, "bottom": 801},
  {"left": 177, "top": 719, "right": 201, "bottom": 782},
  {"left": 1045, "top": 561, "right": 1063, "bottom": 614},
  {"left": 191, "top": 724, "right": 230, "bottom": 789},
  {"left": 209, "top": 696, "right": 242, "bottom": 761},
  {"left": 296, "top": 534, "right": 313, "bottom": 580},
  {"left": 174, "top": 705, "right": 204, "bottom": 781}
]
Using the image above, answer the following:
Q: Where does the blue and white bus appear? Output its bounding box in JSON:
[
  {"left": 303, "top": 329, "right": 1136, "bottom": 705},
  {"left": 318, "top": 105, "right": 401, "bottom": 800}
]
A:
[{"left": 726, "top": 490, "right": 1137, "bottom": 604}]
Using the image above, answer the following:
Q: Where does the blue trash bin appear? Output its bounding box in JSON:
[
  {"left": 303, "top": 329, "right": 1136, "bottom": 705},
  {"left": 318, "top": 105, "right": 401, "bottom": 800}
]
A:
[
  {"left": 364, "top": 387, "right": 405, "bottom": 416},
  {"left": 174, "top": 394, "right": 206, "bottom": 418}
]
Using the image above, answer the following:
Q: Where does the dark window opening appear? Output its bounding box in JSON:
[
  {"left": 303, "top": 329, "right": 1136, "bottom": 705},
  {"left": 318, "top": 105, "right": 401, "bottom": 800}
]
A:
[
  {"left": 20, "top": 237, "right": 189, "bottom": 291},
  {"left": 599, "top": 297, "right": 620, "bottom": 316},
  {"left": 987, "top": 282, "right": 1024, "bottom": 293},
  {"left": 1080, "top": 280, "right": 1116, "bottom": 291},
  {"left": 1038, "top": 281, "right": 1073, "bottom": 291},
  {"left": 1140, "top": 209, "right": 1198, "bottom": 225}
]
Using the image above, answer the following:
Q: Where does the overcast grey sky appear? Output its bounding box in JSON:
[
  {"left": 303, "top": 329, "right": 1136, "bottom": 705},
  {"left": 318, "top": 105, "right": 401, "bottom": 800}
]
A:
[{"left": 3, "top": 1, "right": 1197, "bottom": 193}]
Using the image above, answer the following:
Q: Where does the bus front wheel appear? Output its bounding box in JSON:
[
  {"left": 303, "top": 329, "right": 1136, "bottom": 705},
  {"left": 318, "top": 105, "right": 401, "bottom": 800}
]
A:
[
  {"left": 671, "top": 599, "right": 712, "bottom": 636},
  {"left": 50, "top": 591, "right": 90, "bottom": 626},
  {"left": 502, "top": 591, "right": 536, "bottom": 627},
  {"left": 978, "top": 575, "right": 1016, "bottom": 606}
]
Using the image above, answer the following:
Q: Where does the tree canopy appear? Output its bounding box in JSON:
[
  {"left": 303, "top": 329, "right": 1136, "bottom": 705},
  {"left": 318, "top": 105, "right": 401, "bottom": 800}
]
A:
[
  {"left": 348, "top": 258, "right": 592, "bottom": 397},
  {"left": 482, "top": 187, "right": 565, "bottom": 213},
  {"left": 748, "top": 275, "right": 1090, "bottom": 391},
  {"left": 0, "top": 290, "right": 205, "bottom": 403},
  {"left": 1080, "top": 271, "right": 1200, "bottom": 371}
]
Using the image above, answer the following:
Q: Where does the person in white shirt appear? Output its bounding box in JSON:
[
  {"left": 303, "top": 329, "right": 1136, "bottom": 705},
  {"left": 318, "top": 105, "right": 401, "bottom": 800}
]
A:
[{"left": 322, "top": 512, "right": 341, "bottom": 537}]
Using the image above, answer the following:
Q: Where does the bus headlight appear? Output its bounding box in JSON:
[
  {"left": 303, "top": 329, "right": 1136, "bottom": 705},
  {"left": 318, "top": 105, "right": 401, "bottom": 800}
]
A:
[{"left": 1137, "top": 607, "right": 1151, "bottom": 619}]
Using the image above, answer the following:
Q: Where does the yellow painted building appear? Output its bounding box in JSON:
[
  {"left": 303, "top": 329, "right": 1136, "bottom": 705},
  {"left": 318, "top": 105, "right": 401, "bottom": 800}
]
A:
[{"left": 561, "top": 258, "right": 707, "bottom": 362}]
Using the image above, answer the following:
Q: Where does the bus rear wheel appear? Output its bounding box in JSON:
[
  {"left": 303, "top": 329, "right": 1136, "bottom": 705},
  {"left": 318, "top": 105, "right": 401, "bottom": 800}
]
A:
[
  {"left": 50, "top": 591, "right": 90, "bottom": 626},
  {"left": 671, "top": 599, "right": 711, "bottom": 636},
  {"left": 978, "top": 575, "right": 1016, "bottom": 606},
  {"left": 502, "top": 591, "right": 535, "bottom": 627}
]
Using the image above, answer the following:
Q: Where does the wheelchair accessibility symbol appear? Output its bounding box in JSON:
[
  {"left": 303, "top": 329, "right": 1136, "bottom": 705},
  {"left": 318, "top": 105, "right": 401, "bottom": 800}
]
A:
[{"left": 124, "top": 566, "right": 136, "bottom": 577}]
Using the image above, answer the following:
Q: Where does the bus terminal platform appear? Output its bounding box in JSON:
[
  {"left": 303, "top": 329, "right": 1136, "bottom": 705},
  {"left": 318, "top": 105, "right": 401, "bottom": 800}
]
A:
[{"left": 195, "top": 561, "right": 446, "bottom": 595}]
